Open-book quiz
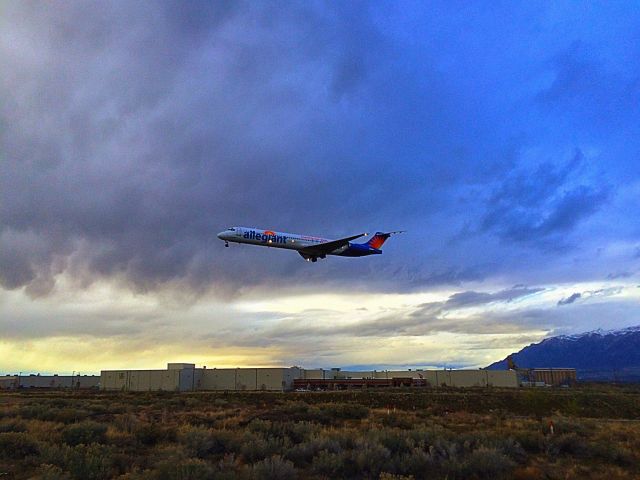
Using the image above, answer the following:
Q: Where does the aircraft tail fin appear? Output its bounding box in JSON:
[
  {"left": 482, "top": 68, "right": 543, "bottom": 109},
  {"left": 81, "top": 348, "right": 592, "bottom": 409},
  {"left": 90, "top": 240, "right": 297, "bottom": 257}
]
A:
[{"left": 365, "top": 231, "right": 405, "bottom": 249}]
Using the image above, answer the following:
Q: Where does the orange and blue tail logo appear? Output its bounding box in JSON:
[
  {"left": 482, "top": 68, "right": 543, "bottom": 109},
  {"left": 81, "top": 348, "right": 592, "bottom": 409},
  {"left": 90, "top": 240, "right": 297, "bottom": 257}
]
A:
[{"left": 367, "top": 232, "right": 391, "bottom": 249}]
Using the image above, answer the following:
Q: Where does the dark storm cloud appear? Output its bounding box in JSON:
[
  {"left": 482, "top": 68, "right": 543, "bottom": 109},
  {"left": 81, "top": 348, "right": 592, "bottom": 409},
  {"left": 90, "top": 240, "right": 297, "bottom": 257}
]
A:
[
  {"left": 558, "top": 292, "right": 581, "bottom": 306},
  {"left": 406, "top": 265, "right": 493, "bottom": 289},
  {"left": 408, "top": 286, "right": 544, "bottom": 321},
  {"left": 607, "top": 271, "right": 633, "bottom": 280},
  {"left": 479, "top": 150, "right": 610, "bottom": 248},
  {"left": 0, "top": 1, "right": 399, "bottom": 295},
  {"left": 443, "top": 286, "right": 543, "bottom": 309},
  {"left": 585, "top": 287, "right": 624, "bottom": 298},
  {"left": 1, "top": 2, "right": 639, "bottom": 298},
  {"left": 536, "top": 41, "right": 640, "bottom": 133},
  {"left": 537, "top": 42, "right": 606, "bottom": 105},
  {"left": 557, "top": 286, "right": 625, "bottom": 307}
]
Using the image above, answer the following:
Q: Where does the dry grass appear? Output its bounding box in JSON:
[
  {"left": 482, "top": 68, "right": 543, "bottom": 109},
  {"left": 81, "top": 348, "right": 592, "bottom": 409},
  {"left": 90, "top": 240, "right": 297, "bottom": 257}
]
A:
[{"left": 0, "top": 384, "right": 638, "bottom": 479}]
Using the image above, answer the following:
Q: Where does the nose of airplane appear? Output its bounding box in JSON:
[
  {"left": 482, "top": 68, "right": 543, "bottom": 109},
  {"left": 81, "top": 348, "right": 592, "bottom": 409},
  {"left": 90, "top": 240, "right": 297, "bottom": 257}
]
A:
[{"left": 217, "top": 231, "right": 226, "bottom": 240}]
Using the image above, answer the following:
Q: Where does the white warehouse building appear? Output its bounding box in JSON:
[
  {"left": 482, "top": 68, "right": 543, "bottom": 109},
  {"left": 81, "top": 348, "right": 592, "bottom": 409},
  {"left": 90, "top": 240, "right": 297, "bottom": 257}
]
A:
[
  {"left": 101, "top": 363, "right": 303, "bottom": 392},
  {"left": 100, "top": 363, "right": 518, "bottom": 391}
]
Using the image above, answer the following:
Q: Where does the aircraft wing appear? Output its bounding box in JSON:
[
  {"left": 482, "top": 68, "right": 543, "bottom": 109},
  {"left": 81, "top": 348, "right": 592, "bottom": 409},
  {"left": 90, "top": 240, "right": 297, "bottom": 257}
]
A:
[{"left": 299, "top": 233, "right": 367, "bottom": 256}]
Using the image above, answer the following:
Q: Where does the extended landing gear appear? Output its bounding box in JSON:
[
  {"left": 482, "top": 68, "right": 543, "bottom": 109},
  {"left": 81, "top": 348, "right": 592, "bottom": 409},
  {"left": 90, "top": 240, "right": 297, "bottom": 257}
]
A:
[
  {"left": 299, "top": 252, "right": 322, "bottom": 262},
  {"left": 225, "top": 242, "right": 229, "bottom": 248}
]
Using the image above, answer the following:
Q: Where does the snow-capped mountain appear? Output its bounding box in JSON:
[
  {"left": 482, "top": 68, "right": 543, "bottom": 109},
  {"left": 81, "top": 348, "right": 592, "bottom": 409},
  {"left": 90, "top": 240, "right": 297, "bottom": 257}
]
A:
[{"left": 487, "top": 326, "right": 640, "bottom": 381}]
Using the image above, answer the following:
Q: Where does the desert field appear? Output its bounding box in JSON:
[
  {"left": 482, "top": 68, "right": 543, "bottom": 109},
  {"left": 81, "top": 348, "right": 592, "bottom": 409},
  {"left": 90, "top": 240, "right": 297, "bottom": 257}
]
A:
[{"left": 1, "top": 385, "right": 639, "bottom": 479}]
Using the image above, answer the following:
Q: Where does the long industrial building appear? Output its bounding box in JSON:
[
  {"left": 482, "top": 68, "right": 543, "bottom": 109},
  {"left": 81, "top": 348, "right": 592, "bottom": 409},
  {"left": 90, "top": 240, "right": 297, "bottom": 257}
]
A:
[
  {"left": 0, "top": 374, "right": 99, "bottom": 389},
  {"left": 101, "top": 363, "right": 303, "bottom": 392},
  {"left": 0, "top": 364, "right": 572, "bottom": 392},
  {"left": 100, "top": 363, "right": 519, "bottom": 391}
]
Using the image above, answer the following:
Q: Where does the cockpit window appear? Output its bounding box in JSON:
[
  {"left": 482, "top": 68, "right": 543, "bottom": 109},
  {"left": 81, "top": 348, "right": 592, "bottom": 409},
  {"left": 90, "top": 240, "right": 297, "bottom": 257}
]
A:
[{"left": 228, "top": 227, "right": 235, "bottom": 231}]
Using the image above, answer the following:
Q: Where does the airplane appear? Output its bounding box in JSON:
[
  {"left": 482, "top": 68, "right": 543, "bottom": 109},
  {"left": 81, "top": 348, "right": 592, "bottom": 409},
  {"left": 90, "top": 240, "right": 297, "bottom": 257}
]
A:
[{"left": 217, "top": 227, "right": 404, "bottom": 262}]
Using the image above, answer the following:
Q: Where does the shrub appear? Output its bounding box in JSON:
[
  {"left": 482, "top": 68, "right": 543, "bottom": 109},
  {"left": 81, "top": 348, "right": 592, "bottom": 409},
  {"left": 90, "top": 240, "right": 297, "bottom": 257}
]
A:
[
  {"left": 320, "top": 429, "right": 358, "bottom": 451},
  {"left": 250, "top": 455, "right": 297, "bottom": 480},
  {"left": 213, "top": 453, "right": 242, "bottom": 478},
  {"left": 321, "top": 403, "right": 369, "bottom": 420},
  {"left": 284, "top": 435, "right": 341, "bottom": 467},
  {"left": 178, "top": 426, "right": 216, "bottom": 458},
  {"left": 588, "top": 440, "right": 634, "bottom": 466},
  {"left": 113, "top": 413, "right": 138, "bottom": 434},
  {"left": 550, "top": 416, "right": 595, "bottom": 436},
  {"left": 512, "top": 431, "right": 544, "bottom": 454},
  {"left": 62, "top": 421, "right": 108, "bottom": 446},
  {"left": 282, "top": 422, "right": 316, "bottom": 443},
  {"left": 350, "top": 441, "right": 391, "bottom": 477},
  {"left": 0, "top": 419, "right": 27, "bottom": 432},
  {"left": 0, "top": 431, "right": 40, "bottom": 458},
  {"left": 552, "top": 433, "right": 590, "bottom": 457},
  {"left": 381, "top": 413, "right": 414, "bottom": 430},
  {"left": 153, "top": 458, "right": 215, "bottom": 480},
  {"left": 175, "top": 459, "right": 215, "bottom": 480},
  {"left": 240, "top": 434, "right": 286, "bottom": 463},
  {"left": 407, "top": 425, "right": 449, "bottom": 447},
  {"left": 20, "top": 405, "right": 89, "bottom": 424},
  {"left": 375, "top": 430, "right": 413, "bottom": 455},
  {"left": 380, "top": 474, "right": 415, "bottom": 480},
  {"left": 396, "top": 448, "right": 433, "bottom": 477},
  {"left": 145, "top": 444, "right": 190, "bottom": 471},
  {"left": 460, "top": 447, "right": 515, "bottom": 479},
  {"left": 309, "top": 439, "right": 390, "bottom": 478},
  {"left": 497, "top": 438, "right": 527, "bottom": 464},
  {"left": 38, "top": 441, "right": 69, "bottom": 466},
  {"left": 310, "top": 450, "right": 350, "bottom": 477},
  {"left": 425, "top": 438, "right": 461, "bottom": 464},
  {"left": 134, "top": 423, "right": 176, "bottom": 446},
  {"left": 259, "top": 404, "right": 331, "bottom": 425},
  {"left": 248, "top": 419, "right": 316, "bottom": 444},
  {"left": 63, "top": 443, "right": 116, "bottom": 480},
  {"left": 105, "top": 426, "right": 136, "bottom": 447},
  {"left": 178, "top": 426, "right": 236, "bottom": 458},
  {"left": 23, "top": 419, "right": 64, "bottom": 443},
  {"left": 282, "top": 401, "right": 310, "bottom": 414},
  {"left": 34, "top": 464, "right": 72, "bottom": 480},
  {"left": 247, "top": 419, "right": 273, "bottom": 435}
]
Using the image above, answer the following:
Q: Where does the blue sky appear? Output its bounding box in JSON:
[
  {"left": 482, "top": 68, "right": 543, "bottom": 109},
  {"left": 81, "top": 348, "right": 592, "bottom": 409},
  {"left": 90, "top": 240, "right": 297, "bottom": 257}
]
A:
[{"left": 1, "top": 1, "right": 639, "bottom": 373}]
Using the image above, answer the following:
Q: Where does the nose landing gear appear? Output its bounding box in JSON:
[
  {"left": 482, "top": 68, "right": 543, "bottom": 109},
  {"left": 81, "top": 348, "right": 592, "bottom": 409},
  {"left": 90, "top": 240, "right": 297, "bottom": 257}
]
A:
[{"left": 225, "top": 242, "right": 229, "bottom": 248}]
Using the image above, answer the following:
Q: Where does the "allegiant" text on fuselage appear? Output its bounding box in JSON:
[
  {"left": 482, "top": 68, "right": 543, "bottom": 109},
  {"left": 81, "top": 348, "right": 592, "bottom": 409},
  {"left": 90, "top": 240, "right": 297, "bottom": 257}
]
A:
[{"left": 243, "top": 230, "right": 288, "bottom": 244}]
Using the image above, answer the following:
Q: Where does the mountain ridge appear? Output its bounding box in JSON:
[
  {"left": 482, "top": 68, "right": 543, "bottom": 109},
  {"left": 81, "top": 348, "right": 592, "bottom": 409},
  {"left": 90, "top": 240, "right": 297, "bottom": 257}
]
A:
[{"left": 487, "top": 325, "right": 640, "bottom": 381}]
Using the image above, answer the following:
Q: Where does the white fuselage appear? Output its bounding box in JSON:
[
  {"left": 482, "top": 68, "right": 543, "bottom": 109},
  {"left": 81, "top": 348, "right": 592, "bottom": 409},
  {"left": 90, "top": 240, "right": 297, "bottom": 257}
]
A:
[{"left": 217, "top": 226, "right": 342, "bottom": 252}]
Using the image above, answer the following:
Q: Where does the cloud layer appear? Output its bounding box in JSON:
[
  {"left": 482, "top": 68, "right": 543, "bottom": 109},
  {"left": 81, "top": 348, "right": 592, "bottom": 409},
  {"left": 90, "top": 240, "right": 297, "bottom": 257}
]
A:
[{"left": 2, "top": 2, "right": 639, "bottom": 298}]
